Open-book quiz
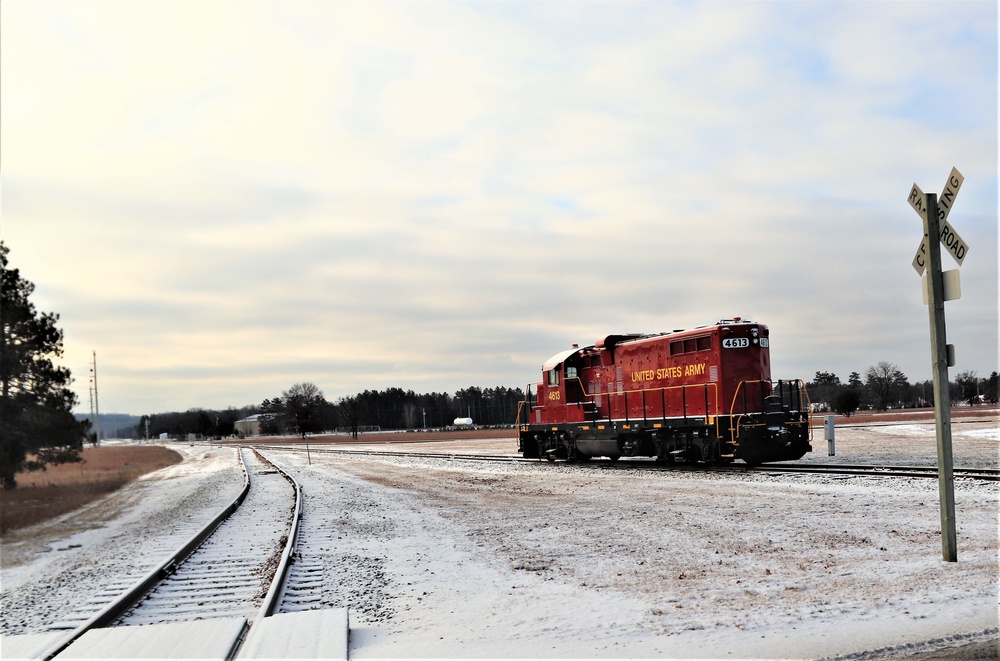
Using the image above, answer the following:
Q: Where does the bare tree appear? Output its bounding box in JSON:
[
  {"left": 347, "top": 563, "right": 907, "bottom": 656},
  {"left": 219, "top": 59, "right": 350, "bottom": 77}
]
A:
[
  {"left": 282, "top": 382, "right": 326, "bottom": 434},
  {"left": 864, "top": 361, "right": 909, "bottom": 411},
  {"left": 337, "top": 395, "right": 362, "bottom": 439},
  {"left": 954, "top": 370, "right": 980, "bottom": 405},
  {"left": 403, "top": 402, "right": 419, "bottom": 429}
]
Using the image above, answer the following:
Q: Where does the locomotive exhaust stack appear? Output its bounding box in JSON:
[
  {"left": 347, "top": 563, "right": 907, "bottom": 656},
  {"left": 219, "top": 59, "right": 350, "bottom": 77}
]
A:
[{"left": 516, "top": 319, "right": 813, "bottom": 465}]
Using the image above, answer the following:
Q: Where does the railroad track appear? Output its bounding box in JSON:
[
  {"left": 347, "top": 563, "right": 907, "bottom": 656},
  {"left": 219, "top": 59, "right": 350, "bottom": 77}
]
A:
[
  {"left": 725, "top": 462, "right": 1000, "bottom": 480},
  {"left": 33, "top": 448, "right": 301, "bottom": 660},
  {"left": 271, "top": 479, "right": 331, "bottom": 615},
  {"left": 251, "top": 444, "right": 1000, "bottom": 482}
]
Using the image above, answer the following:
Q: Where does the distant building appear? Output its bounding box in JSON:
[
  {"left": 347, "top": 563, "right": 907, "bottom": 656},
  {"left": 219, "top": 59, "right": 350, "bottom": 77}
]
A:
[{"left": 234, "top": 414, "right": 271, "bottom": 437}]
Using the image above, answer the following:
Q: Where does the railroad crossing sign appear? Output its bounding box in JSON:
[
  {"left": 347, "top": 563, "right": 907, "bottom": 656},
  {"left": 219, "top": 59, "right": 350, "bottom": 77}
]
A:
[
  {"left": 910, "top": 167, "right": 969, "bottom": 275},
  {"left": 907, "top": 167, "right": 970, "bottom": 564}
]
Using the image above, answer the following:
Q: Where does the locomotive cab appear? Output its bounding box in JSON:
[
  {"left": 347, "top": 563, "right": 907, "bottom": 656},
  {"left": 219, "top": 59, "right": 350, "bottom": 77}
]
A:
[{"left": 531, "top": 347, "right": 595, "bottom": 427}]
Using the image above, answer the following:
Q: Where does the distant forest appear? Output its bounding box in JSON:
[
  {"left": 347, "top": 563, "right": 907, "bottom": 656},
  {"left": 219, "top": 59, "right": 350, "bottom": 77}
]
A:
[
  {"left": 77, "top": 367, "right": 998, "bottom": 441},
  {"left": 78, "top": 385, "right": 525, "bottom": 440}
]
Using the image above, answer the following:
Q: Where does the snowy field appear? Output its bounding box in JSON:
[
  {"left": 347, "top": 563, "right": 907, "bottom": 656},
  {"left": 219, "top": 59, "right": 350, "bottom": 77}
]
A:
[{"left": 1, "top": 418, "right": 997, "bottom": 659}]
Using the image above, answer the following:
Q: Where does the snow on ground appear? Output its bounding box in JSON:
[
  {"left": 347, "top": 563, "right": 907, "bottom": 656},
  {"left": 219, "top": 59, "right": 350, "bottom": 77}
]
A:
[
  {"left": 2, "top": 422, "right": 998, "bottom": 659},
  {"left": 266, "top": 433, "right": 998, "bottom": 659},
  {"left": 1, "top": 445, "right": 245, "bottom": 634}
]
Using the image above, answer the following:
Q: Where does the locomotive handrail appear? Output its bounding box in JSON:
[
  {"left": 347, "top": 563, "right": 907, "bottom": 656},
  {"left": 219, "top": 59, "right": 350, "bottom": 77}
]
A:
[
  {"left": 607, "top": 381, "right": 720, "bottom": 431},
  {"left": 727, "top": 379, "right": 814, "bottom": 445},
  {"left": 515, "top": 384, "right": 538, "bottom": 430},
  {"left": 730, "top": 411, "right": 814, "bottom": 446},
  {"left": 728, "top": 379, "right": 770, "bottom": 445},
  {"left": 515, "top": 400, "right": 528, "bottom": 429},
  {"left": 557, "top": 377, "right": 721, "bottom": 435}
]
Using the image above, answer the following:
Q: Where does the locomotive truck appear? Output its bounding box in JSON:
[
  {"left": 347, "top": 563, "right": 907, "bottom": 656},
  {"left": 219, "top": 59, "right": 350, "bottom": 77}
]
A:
[{"left": 516, "top": 318, "right": 812, "bottom": 465}]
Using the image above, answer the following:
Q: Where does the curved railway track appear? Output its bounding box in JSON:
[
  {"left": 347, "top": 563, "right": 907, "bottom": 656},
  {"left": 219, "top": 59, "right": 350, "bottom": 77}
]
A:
[
  {"left": 250, "top": 444, "right": 1000, "bottom": 482},
  {"left": 269, "top": 495, "right": 328, "bottom": 615},
  {"left": 33, "top": 448, "right": 301, "bottom": 661}
]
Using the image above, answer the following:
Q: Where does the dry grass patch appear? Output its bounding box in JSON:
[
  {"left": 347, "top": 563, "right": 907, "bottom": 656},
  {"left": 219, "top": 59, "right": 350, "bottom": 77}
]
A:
[{"left": 0, "top": 445, "right": 182, "bottom": 534}]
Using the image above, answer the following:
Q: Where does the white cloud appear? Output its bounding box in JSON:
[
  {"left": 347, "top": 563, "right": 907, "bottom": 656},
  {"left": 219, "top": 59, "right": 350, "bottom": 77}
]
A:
[{"left": 1, "top": 0, "right": 995, "bottom": 413}]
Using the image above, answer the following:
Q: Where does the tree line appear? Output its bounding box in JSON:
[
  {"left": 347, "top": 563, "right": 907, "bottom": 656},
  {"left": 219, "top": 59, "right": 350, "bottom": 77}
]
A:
[
  {"left": 257, "top": 383, "right": 525, "bottom": 438},
  {"left": 124, "top": 384, "right": 527, "bottom": 440},
  {"left": 808, "top": 362, "right": 998, "bottom": 416},
  {"left": 140, "top": 364, "right": 999, "bottom": 440}
]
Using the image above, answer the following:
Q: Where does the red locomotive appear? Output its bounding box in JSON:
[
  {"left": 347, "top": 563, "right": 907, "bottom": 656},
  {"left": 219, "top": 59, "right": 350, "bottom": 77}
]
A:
[{"left": 517, "top": 318, "right": 812, "bottom": 465}]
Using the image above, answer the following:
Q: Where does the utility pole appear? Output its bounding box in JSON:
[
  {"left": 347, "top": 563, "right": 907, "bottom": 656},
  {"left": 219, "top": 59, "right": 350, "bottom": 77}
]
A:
[{"left": 92, "top": 351, "right": 101, "bottom": 446}]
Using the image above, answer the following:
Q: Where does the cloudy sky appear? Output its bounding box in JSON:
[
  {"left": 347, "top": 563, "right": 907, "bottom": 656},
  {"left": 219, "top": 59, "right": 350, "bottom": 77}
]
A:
[{"left": 2, "top": 1, "right": 996, "bottom": 416}]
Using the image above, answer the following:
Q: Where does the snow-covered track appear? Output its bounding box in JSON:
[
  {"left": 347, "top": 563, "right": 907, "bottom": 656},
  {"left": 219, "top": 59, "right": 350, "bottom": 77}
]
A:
[
  {"left": 737, "top": 462, "right": 1000, "bottom": 481},
  {"left": 112, "top": 449, "right": 296, "bottom": 627},
  {"left": 268, "top": 464, "right": 331, "bottom": 616},
  {"left": 247, "top": 444, "right": 1000, "bottom": 482},
  {"left": 249, "top": 452, "right": 375, "bottom": 621},
  {"left": 251, "top": 444, "right": 521, "bottom": 464},
  {"left": 248, "top": 450, "right": 302, "bottom": 628},
  {"left": 32, "top": 448, "right": 300, "bottom": 661}
]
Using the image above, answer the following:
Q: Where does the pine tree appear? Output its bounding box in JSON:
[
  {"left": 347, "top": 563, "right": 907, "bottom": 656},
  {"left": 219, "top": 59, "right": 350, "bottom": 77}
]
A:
[{"left": 0, "top": 243, "right": 89, "bottom": 489}]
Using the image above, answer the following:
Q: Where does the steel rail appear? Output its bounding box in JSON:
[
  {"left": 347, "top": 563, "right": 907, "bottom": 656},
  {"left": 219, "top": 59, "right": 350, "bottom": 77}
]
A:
[
  {"left": 249, "top": 444, "right": 522, "bottom": 463},
  {"left": 245, "top": 449, "right": 303, "bottom": 627},
  {"left": 809, "top": 417, "right": 996, "bottom": 430},
  {"left": 221, "top": 449, "right": 304, "bottom": 660},
  {"left": 734, "top": 463, "right": 1000, "bottom": 481},
  {"left": 250, "top": 444, "right": 999, "bottom": 482},
  {"left": 32, "top": 448, "right": 252, "bottom": 661},
  {"left": 35, "top": 448, "right": 303, "bottom": 661}
]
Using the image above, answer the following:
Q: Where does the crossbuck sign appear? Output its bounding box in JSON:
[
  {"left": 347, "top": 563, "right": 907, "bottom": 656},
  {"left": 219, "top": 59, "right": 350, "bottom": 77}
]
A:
[
  {"left": 909, "top": 167, "right": 969, "bottom": 275},
  {"left": 907, "top": 166, "right": 971, "bottom": 564}
]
